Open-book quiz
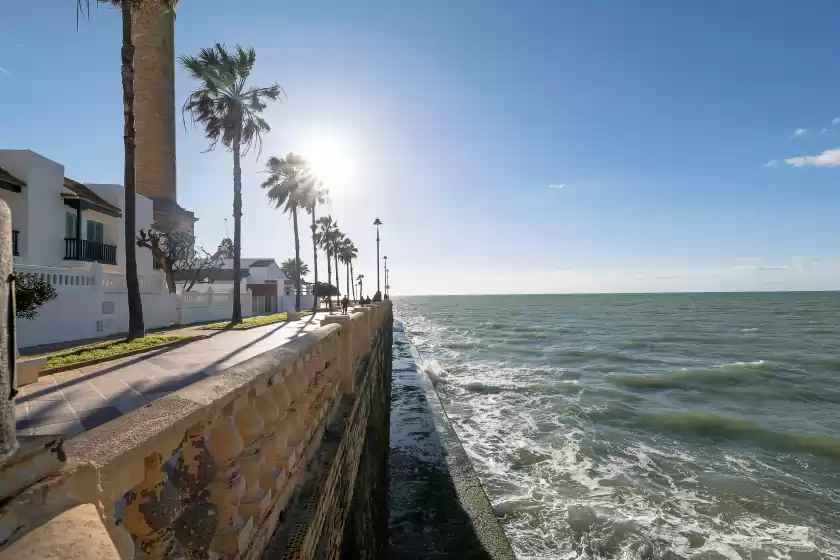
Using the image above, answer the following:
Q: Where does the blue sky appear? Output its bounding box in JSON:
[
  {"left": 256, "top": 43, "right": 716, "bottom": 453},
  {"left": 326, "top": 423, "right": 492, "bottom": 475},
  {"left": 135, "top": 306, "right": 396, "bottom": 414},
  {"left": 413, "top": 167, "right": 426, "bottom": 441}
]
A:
[{"left": 2, "top": 0, "right": 839, "bottom": 294}]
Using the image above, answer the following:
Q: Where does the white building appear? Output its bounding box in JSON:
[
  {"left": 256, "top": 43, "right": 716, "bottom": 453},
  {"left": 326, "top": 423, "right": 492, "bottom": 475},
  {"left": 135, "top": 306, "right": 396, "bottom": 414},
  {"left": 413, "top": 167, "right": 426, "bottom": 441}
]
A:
[
  {"left": 0, "top": 149, "right": 253, "bottom": 348},
  {"left": 0, "top": 150, "right": 156, "bottom": 274}
]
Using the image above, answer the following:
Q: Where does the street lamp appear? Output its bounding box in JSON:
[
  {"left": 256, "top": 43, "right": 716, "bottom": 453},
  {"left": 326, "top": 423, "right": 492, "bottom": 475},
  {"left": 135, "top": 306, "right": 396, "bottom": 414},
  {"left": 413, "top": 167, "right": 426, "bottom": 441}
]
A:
[
  {"left": 383, "top": 255, "right": 388, "bottom": 297},
  {"left": 373, "top": 218, "right": 382, "bottom": 294}
]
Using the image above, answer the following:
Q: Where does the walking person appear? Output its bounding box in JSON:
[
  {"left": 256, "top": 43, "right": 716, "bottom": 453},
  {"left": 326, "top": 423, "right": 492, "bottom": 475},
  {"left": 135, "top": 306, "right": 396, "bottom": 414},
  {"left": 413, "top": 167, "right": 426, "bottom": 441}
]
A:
[{"left": 341, "top": 295, "right": 349, "bottom": 314}]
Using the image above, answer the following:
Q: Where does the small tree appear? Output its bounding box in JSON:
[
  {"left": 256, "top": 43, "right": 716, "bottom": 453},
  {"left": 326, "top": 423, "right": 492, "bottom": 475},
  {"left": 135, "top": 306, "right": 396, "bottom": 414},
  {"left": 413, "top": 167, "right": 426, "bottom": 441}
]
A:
[
  {"left": 280, "top": 257, "right": 309, "bottom": 286},
  {"left": 15, "top": 273, "right": 58, "bottom": 320},
  {"left": 315, "top": 281, "right": 339, "bottom": 304},
  {"left": 137, "top": 230, "right": 224, "bottom": 293},
  {"left": 217, "top": 237, "right": 234, "bottom": 258}
]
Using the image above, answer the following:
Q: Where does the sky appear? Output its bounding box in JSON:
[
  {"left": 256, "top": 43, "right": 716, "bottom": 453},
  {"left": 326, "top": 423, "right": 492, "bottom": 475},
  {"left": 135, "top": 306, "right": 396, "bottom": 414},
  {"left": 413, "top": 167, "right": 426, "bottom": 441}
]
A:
[{"left": 1, "top": 0, "right": 839, "bottom": 295}]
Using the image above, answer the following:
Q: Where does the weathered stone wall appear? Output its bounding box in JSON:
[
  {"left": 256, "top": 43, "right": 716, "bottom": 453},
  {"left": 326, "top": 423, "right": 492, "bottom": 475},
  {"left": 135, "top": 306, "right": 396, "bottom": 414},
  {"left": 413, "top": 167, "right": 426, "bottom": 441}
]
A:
[
  {"left": 261, "top": 307, "right": 393, "bottom": 560},
  {"left": 0, "top": 303, "right": 392, "bottom": 560}
]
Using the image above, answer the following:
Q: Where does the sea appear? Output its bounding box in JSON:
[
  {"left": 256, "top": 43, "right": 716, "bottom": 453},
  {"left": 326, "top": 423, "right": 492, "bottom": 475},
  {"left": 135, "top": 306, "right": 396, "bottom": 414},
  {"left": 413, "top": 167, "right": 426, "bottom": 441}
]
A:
[{"left": 393, "top": 292, "right": 840, "bottom": 560}]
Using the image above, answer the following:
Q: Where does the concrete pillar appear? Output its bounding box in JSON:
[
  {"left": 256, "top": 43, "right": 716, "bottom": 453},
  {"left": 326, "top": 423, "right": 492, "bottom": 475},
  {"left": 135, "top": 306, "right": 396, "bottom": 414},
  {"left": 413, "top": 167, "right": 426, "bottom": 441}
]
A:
[
  {"left": 0, "top": 200, "right": 14, "bottom": 462},
  {"left": 132, "top": 3, "right": 177, "bottom": 205}
]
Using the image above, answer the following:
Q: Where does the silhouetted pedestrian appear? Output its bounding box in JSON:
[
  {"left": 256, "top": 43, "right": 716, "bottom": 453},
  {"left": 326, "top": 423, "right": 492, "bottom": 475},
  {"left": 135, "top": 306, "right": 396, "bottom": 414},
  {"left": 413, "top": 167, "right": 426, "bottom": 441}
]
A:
[{"left": 341, "top": 295, "right": 349, "bottom": 314}]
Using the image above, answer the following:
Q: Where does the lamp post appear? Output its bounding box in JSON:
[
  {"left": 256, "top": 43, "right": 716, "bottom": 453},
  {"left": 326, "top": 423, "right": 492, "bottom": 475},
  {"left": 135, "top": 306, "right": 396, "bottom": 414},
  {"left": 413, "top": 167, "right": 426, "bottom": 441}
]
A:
[
  {"left": 373, "top": 218, "right": 382, "bottom": 293},
  {"left": 385, "top": 266, "right": 390, "bottom": 298},
  {"left": 383, "top": 255, "right": 388, "bottom": 298}
]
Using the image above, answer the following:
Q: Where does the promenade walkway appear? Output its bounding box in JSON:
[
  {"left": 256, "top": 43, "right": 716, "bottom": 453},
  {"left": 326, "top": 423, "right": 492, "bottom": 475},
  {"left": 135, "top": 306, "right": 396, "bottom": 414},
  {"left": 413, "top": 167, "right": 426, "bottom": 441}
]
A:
[{"left": 14, "top": 314, "right": 326, "bottom": 438}]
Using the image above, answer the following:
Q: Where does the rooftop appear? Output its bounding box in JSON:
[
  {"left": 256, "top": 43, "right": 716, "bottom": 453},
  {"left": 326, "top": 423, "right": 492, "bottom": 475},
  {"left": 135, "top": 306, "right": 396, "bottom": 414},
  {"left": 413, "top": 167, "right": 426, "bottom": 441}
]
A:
[
  {"left": 0, "top": 165, "right": 25, "bottom": 192},
  {"left": 62, "top": 177, "right": 123, "bottom": 215}
]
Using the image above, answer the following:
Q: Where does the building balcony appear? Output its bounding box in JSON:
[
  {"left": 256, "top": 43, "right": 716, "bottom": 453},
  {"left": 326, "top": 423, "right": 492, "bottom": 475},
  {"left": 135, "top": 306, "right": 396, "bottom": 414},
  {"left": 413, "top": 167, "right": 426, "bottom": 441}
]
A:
[
  {"left": 12, "top": 230, "right": 19, "bottom": 256},
  {"left": 64, "top": 238, "right": 117, "bottom": 265}
]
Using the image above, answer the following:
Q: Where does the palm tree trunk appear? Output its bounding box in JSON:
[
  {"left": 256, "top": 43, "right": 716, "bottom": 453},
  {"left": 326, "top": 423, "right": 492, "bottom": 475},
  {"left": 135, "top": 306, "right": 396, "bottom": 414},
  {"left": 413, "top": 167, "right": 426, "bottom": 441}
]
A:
[
  {"left": 311, "top": 212, "right": 318, "bottom": 313},
  {"left": 334, "top": 252, "right": 340, "bottom": 297},
  {"left": 345, "top": 262, "right": 350, "bottom": 304},
  {"left": 325, "top": 249, "right": 333, "bottom": 311},
  {"left": 122, "top": 3, "right": 144, "bottom": 340},
  {"left": 231, "top": 125, "right": 243, "bottom": 324},
  {"left": 292, "top": 207, "right": 301, "bottom": 311},
  {"left": 350, "top": 263, "right": 355, "bottom": 301}
]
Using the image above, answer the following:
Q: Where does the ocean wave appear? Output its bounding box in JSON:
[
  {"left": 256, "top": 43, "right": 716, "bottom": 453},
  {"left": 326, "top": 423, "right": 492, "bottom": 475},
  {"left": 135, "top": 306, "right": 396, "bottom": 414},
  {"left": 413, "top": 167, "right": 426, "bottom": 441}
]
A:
[
  {"left": 638, "top": 412, "right": 840, "bottom": 459},
  {"left": 514, "top": 381, "right": 582, "bottom": 396},
  {"left": 612, "top": 360, "right": 771, "bottom": 390},
  {"left": 421, "top": 359, "right": 448, "bottom": 387},
  {"left": 560, "top": 348, "right": 659, "bottom": 363},
  {"left": 445, "top": 340, "right": 478, "bottom": 350},
  {"left": 462, "top": 381, "right": 505, "bottom": 394}
]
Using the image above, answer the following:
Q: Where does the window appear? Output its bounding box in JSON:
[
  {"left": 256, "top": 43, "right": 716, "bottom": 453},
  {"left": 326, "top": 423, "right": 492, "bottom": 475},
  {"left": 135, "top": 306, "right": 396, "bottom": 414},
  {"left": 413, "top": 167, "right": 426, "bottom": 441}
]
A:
[
  {"left": 65, "top": 213, "right": 77, "bottom": 239},
  {"left": 87, "top": 220, "right": 104, "bottom": 244}
]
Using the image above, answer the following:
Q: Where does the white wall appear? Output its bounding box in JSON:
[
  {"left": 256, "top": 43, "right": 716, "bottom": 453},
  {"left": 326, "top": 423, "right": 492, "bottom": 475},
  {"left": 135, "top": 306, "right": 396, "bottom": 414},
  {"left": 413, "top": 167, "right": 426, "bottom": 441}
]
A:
[
  {"left": 0, "top": 152, "right": 29, "bottom": 262},
  {"left": 0, "top": 150, "right": 67, "bottom": 267},
  {"left": 179, "top": 287, "right": 253, "bottom": 325},
  {"left": 0, "top": 151, "right": 158, "bottom": 274},
  {"left": 15, "top": 264, "right": 253, "bottom": 348},
  {"left": 280, "top": 295, "right": 315, "bottom": 312},
  {"left": 87, "top": 184, "right": 155, "bottom": 274}
]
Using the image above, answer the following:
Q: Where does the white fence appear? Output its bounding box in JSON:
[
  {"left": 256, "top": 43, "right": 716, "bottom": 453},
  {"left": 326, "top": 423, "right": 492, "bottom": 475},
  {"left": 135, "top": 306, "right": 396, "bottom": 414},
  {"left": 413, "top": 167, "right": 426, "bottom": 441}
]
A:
[{"left": 16, "top": 263, "right": 253, "bottom": 348}]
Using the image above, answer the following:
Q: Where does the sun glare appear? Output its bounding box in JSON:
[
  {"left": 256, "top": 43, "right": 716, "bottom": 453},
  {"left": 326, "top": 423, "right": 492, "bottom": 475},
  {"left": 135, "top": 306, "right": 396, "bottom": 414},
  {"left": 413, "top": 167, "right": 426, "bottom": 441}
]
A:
[{"left": 301, "top": 131, "right": 357, "bottom": 193}]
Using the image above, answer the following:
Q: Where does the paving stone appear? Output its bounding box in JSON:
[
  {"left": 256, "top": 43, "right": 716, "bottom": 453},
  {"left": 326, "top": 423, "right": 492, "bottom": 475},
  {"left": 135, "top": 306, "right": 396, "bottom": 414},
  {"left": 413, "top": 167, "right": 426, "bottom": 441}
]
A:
[
  {"left": 59, "top": 384, "right": 104, "bottom": 403},
  {"left": 88, "top": 378, "right": 131, "bottom": 397},
  {"left": 67, "top": 395, "right": 110, "bottom": 411},
  {"left": 122, "top": 377, "right": 163, "bottom": 395},
  {"left": 24, "top": 401, "right": 78, "bottom": 428},
  {"left": 33, "top": 420, "right": 85, "bottom": 438},
  {"left": 52, "top": 370, "right": 82, "bottom": 384},
  {"left": 20, "top": 379, "right": 62, "bottom": 400},
  {"left": 76, "top": 407, "right": 123, "bottom": 431}
]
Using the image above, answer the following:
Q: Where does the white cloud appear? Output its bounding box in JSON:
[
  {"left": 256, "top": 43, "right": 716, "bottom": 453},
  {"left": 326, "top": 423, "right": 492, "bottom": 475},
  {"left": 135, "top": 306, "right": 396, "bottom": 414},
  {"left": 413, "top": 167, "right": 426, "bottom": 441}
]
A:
[
  {"left": 0, "top": 68, "right": 10, "bottom": 77},
  {"left": 793, "top": 128, "right": 808, "bottom": 138},
  {"left": 821, "top": 128, "right": 829, "bottom": 135},
  {"left": 763, "top": 160, "right": 779, "bottom": 167},
  {"left": 548, "top": 184, "right": 565, "bottom": 189},
  {"left": 784, "top": 147, "right": 840, "bottom": 167},
  {"left": 833, "top": 117, "right": 840, "bottom": 125}
]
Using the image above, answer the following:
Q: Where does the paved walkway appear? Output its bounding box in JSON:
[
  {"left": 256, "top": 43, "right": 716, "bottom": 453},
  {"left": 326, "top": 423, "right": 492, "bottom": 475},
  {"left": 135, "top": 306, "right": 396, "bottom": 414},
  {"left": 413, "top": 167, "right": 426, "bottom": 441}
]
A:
[{"left": 15, "top": 314, "right": 327, "bottom": 439}]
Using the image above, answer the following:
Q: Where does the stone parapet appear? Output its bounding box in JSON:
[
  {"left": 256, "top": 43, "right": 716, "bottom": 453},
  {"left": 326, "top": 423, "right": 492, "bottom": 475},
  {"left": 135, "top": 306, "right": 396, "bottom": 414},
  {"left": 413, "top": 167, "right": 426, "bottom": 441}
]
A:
[{"left": 0, "top": 302, "right": 393, "bottom": 560}]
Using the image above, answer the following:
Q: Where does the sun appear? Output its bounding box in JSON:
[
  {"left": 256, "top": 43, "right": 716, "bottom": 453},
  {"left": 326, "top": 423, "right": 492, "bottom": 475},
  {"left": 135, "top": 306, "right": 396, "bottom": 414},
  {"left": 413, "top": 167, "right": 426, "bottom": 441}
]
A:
[{"left": 301, "top": 131, "right": 357, "bottom": 193}]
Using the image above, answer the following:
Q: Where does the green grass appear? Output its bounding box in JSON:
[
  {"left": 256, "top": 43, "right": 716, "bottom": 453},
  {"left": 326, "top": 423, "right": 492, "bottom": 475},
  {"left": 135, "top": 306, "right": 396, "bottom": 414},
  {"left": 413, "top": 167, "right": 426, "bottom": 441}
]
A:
[
  {"left": 40, "top": 335, "right": 196, "bottom": 369},
  {"left": 201, "top": 312, "right": 289, "bottom": 331}
]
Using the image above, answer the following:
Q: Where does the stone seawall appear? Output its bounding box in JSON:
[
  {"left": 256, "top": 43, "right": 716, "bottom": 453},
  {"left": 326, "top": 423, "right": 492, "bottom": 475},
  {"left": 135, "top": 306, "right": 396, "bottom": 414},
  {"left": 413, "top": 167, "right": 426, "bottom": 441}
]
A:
[
  {"left": 262, "top": 307, "right": 393, "bottom": 559},
  {"left": 389, "top": 319, "right": 515, "bottom": 559},
  {"left": 0, "top": 303, "right": 393, "bottom": 560}
]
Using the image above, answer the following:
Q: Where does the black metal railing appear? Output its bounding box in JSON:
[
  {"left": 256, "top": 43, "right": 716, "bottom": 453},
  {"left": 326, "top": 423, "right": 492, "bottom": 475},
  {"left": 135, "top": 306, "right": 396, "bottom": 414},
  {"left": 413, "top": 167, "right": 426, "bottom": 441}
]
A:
[
  {"left": 64, "top": 238, "right": 117, "bottom": 265},
  {"left": 12, "top": 230, "right": 19, "bottom": 256}
]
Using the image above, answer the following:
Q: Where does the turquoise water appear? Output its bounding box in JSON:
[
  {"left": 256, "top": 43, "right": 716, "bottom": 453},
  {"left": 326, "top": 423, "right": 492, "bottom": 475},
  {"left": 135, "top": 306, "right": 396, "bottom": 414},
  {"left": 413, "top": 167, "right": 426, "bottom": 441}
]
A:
[{"left": 393, "top": 293, "right": 840, "bottom": 560}]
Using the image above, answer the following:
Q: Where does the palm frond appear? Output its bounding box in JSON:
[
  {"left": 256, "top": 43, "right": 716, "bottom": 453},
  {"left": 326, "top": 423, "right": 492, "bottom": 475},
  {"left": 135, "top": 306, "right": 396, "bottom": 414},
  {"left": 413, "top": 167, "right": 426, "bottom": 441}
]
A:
[{"left": 180, "top": 43, "right": 283, "bottom": 156}]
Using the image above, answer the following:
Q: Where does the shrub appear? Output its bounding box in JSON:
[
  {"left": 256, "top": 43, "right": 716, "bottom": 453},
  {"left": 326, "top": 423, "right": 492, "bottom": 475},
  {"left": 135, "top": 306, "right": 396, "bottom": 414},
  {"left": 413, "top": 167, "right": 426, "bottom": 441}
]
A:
[{"left": 15, "top": 272, "right": 58, "bottom": 320}]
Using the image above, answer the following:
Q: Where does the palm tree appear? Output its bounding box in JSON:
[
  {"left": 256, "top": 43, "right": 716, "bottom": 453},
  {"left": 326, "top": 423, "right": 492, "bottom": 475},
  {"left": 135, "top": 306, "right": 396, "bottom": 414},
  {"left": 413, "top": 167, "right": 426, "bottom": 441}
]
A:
[
  {"left": 316, "top": 215, "right": 337, "bottom": 311},
  {"left": 77, "top": 0, "right": 179, "bottom": 338},
  {"left": 180, "top": 43, "right": 283, "bottom": 324},
  {"left": 357, "top": 274, "right": 365, "bottom": 301},
  {"left": 302, "top": 180, "right": 329, "bottom": 313},
  {"left": 332, "top": 230, "right": 345, "bottom": 298},
  {"left": 217, "top": 237, "right": 234, "bottom": 258},
  {"left": 261, "top": 153, "right": 309, "bottom": 311},
  {"left": 339, "top": 239, "right": 358, "bottom": 302},
  {"left": 280, "top": 257, "right": 309, "bottom": 287}
]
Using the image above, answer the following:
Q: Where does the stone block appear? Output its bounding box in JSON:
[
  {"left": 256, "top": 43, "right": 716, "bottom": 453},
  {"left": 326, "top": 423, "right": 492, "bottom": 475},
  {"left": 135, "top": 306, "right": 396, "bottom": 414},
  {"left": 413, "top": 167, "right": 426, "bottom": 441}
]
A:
[
  {"left": 16, "top": 357, "right": 47, "bottom": 388},
  {"left": 0, "top": 503, "right": 121, "bottom": 560}
]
